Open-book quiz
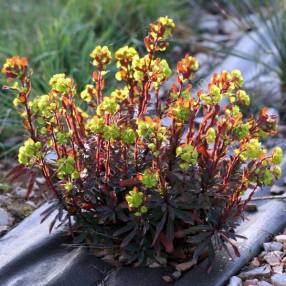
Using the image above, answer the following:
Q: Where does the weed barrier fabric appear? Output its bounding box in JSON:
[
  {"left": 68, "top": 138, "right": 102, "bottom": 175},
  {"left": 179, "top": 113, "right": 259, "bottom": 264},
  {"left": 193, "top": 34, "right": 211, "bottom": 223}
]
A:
[
  {"left": 0, "top": 191, "right": 285, "bottom": 286},
  {"left": 0, "top": 204, "right": 112, "bottom": 286},
  {"left": 176, "top": 200, "right": 286, "bottom": 286}
]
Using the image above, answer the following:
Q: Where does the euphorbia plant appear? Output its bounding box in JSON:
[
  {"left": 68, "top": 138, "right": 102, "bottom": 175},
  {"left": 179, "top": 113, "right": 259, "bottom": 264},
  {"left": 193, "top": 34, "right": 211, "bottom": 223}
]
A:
[{"left": 1, "top": 17, "right": 283, "bottom": 269}]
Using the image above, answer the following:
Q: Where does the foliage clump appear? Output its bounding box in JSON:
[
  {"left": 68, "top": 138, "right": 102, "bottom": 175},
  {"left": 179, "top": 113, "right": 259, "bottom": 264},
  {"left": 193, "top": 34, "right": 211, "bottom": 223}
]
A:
[{"left": 1, "top": 17, "right": 283, "bottom": 268}]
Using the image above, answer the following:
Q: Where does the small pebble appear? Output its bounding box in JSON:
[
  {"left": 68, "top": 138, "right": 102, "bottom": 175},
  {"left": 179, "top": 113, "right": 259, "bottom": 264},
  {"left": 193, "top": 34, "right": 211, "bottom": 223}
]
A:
[
  {"left": 172, "top": 271, "right": 182, "bottom": 279},
  {"left": 243, "top": 278, "right": 259, "bottom": 286},
  {"left": 263, "top": 242, "right": 283, "bottom": 252},
  {"left": 272, "top": 265, "right": 283, "bottom": 274},
  {"left": 263, "top": 251, "right": 282, "bottom": 266},
  {"left": 271, "top": 273, "right": 286, "bottom": 286},
  {"left": 270, "top": 186, "right": 285, "bottom": 196},
  {"left": 250, "top": 257, "right": 261, "bottom": 268},
  {"left": 258, "top": 281, "right": 273, "bottom": 286},
  {"left": 239, "top": 265, "right": 271, "bottom": 280},
  {"left": 162, "top": 275, "right": 173, "bottom": 283},
  {"left": 228, "top": 276, "right": 242, "bottom": 286},
  {"left": 245, "top": 204, "right": 258, "bottom": 213},
  {"left": 275, "top": 235, "right": 286, "bottom": 243}
]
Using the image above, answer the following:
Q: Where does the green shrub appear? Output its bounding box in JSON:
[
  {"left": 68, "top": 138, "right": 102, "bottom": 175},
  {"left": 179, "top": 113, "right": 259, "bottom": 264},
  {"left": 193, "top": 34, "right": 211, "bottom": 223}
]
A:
[{"left": 1, "top": 17, "right": 282, "bottom": 269}]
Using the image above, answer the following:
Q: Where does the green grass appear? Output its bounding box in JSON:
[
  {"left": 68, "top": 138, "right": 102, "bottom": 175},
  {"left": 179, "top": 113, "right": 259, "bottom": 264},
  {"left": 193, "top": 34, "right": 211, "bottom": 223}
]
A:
[{"left": 0, "top": 0, "right": 190, "bottom": 156}]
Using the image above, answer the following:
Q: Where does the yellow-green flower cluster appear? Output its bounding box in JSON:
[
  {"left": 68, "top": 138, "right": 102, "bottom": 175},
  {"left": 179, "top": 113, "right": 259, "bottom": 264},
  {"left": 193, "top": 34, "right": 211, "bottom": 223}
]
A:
[
  {"left": 153, "top": 16, "right": 175, "bottom": 41},
  {"left": 126, "top": 187, "right": 148, "bottom": 216},
  {"left": 115, "top": 46, "right": 138, "bottom": 81},
  {"left": 56, "top": 156, "right": 79, "bottom": 180},
  {"left": 224, "top": 83, "right": 236, "bottom": 102},
  {"left": 137, "top": 117, "right": 156, "bottom": 139},
  {"left": 157, "top": 16, "right": 175, "bottom": 39},
  {"left": 234, "top": 123, "right": 250, "bottom": 140},
  {"left": 199, "top": 85, "right": 222, "bottom": 106},
  {"left": 176, "top": 144, "right": 198, "bottom": 171},
  {"left": 225, "top": 105, "right": 241, "bottom": 119},
  {"left": 261, "top": 169, "right": 274, "bottom": 186},
  {"left": 209, "top": 85, "right": 222, "bottom": 104},
  {"left": 145, "top": 16, "right": 175, "bottom": 53},
  {"left": 273, "top": 165, "right": 282, "bottom": 180},
  {"left": 236, "top": 90, "right": 250, "bottom": 106},
  {"left": 115, "top": 46, "right": 138, "bottom": 63},
  {"left": 239, "top": 139, "right": 266, "bottom": 161},
  {"left": 254, "top": 164, "right": 282, "bottom": 186},
  {"left": 141, "top": 169, "right": 159, "bottom": 188},
  {"left": 90, "top": 46, "right": 112, "bottom": 67},
  {"left": 18, "top": 139, "right": 42, "bottom": 166},
  {"left": 55, "top": 130, "right": 72, "bottom": 145},
  {"left": 272, "top": 147, "right": 283, "bottom": 165},
  {"left": 206, "top": 128, "right": 216, "bottom": 144},
  {"left": 1, "top": 56, "right": 28, "bottom": 78},
  {"left": 97, "top": 96, "right": 119, "bottom": 115},
  {"left": 64, "top": 181, "right": 74, "bottom": 191},
  {"left": 180, "top": 56, "right": 199, "bottom": 72},
  {"left": 110, "top": 87, "right": 129, "bottom": 102},
  {"left": 122, "top": 128, "right": 136, "bottom": 144},
  {"left": 103, "top": 124, "right": 120, "bottom": 141},
  {"left": 132, "top": 56, "right": 147, "bottom": 81},
  {"left": 126, "top": 187, "right": 143, "bottom": 208},
  {"left": 255, "top": 155, "right": 282, "bottom": 185},
  {"left": 49, "top": 74, "right": 75, "bottom": 94},
  {"left": 80, "top": 85, "right": 96, "bottom": 103},
  {"left": 132, "top": 56, "right": 171, "bottom": 84},
  {"left": 86, "top": 118, "right": 136, "bottom": 144},
  {"left": 169, "top": 99, "right": 190, "bottom": 123},
  {"left": 177, "top": 55, "right": 199, "bottom": 82},
  {"left": 85, "top": 116, "right": 104, "bottom": 134},
  {"left": 29, "top": 94, "right": 58, "bottom": 119},
  {"left": 152, "top": 59, "right": 172, "bottom": 86},
  {"left": 230, "top": 69, "right": 244, "bottom": 87}
]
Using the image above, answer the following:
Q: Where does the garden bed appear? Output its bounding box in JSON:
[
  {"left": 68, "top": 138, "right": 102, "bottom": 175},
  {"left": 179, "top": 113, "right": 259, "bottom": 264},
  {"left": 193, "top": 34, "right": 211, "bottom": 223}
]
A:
[
  {"left": 1, "top": 6, "right": 286, "bottom": 286},
  {"left": 0, "top": 155, "right": 285, "bottom": 286}
]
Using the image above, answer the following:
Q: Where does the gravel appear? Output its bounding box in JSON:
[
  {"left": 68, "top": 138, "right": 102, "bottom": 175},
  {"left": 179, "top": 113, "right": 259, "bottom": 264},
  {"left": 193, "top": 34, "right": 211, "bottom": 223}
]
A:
[{"left": 228, "top": 228, "right": 286, "bottom": 286}]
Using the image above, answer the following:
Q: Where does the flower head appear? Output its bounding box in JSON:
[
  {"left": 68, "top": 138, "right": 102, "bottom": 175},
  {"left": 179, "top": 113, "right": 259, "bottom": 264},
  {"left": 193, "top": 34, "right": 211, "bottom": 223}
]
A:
[
  {"left": 18, "top": 139, "right": 42, "bottom": 166},
  {"left": 103, "top": 124, "right": 120, "bottom": 141},
  {"left": 234, "top": 123, "right": 250, "bottom": 140},
  {"left": 177, "top": 55, "right": 199, "bottom": 81},
  {"left": 49, "top": 73, "right": 75, "bottom": 94},
  {"left": 156, "top": 16, "right": 175, "bottom": 40},
  {"left": 97, "top": 96, "right": 119, "bottom": 115},
  {"left": 115, "top": 46, "right": 138, "bottom": 64},
  {"left": 236, "top": 90, "right": 250, "bottom": 106},
  {"left": 206, "top": 128, "right": 216, "bottom": 144},
  {"left": 272, "top": 147, "right": 283, "bottom": 165},
  {"left": 122, "top": 128, "right": 136, "bottom": 144},
  {"left": 231, "top": 69, "right": 244, "bottom": 87},
  {"left": 240, "top": 139, "right": 265, "bottom": 161},
  {"left": 137, "top": 117, "right": 156, "bottom": 139},
  {"left": 1, "top": 56, "right": 28, "bottom": 78},
  {"left": 141, "top": 169, "right": 159, "bottom": 188},
  {"left": 56, "top": 156, "right": 78, "bottom": 180},
  {"left": 169, "top": 99, "right": 190, "bottom": 123},
  {"left": 90, "top": 46, "right": 112, "bottom": 67},
  {"left": 126, "top": 187, "right": 144, "bottom": 208},
  {"left": 80, "top": 85, "right": 96, "bottom": 103},
  {"left": 176, "top": 144, "right": 198, "bottom": 170},
  {"left": 85, "top": 116, "right": 104, "bottom": 134}
]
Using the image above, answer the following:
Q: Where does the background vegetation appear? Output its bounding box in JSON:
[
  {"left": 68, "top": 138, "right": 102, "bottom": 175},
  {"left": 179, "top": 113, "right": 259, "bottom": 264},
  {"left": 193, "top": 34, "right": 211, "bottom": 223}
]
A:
[{"left": 0, "top": 0, "right": 191, "bottom": 156}]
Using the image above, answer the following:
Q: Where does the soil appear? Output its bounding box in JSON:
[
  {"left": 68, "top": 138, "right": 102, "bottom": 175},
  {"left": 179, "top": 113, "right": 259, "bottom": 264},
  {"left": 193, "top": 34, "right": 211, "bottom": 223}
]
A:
[{"left": 0, "top": 158, "right": 47, "bottom": 236}]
